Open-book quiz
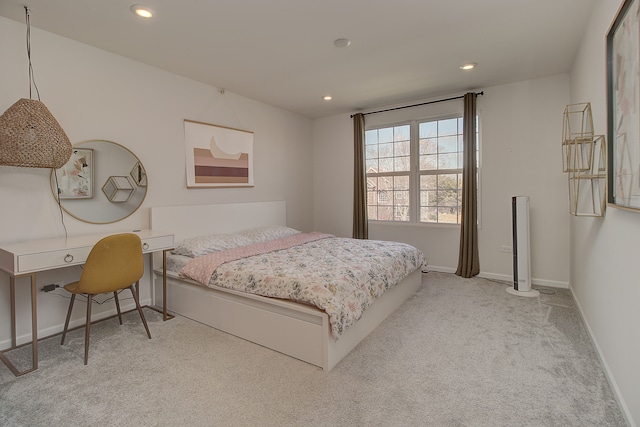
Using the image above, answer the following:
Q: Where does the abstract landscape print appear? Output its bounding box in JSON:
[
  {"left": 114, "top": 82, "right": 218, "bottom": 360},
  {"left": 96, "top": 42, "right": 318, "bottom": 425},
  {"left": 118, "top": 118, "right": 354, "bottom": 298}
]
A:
[{"left": 184, "top": 120, "right": 253, "bottom": 188}]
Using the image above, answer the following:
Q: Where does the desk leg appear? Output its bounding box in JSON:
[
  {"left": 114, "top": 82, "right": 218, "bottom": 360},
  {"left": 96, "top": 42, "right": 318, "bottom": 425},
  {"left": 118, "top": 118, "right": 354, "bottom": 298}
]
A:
[
  {"left": 30, "top": 273, "right": 38, "bottom": 371},
  {"left": 162, "top": 249, "right": 174, "bottom": 321},
  {"left": 10, "top": 276, "right": 16, "bottom": 348},
  {"left": 0, "top": 273, "right": 38, "bottom": 376}
]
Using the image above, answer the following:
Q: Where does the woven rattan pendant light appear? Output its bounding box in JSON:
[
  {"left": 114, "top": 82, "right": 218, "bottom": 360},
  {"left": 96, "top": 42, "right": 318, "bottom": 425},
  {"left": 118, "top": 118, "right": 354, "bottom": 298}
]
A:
[{"left": 0, "top": 7, "right": 71, "bottom": 169}]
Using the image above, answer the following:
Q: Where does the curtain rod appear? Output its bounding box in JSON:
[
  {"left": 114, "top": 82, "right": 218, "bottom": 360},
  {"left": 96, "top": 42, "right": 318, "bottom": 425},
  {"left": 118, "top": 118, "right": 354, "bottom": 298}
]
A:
[{"left": 350, "top": 91, "right": 484, "bottom": 118}]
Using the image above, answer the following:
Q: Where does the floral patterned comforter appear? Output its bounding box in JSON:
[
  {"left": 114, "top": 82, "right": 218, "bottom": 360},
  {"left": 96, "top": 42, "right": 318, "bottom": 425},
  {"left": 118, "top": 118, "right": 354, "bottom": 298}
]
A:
[{"left": 176, "top": 235, "right": 426, "bottom": 338}]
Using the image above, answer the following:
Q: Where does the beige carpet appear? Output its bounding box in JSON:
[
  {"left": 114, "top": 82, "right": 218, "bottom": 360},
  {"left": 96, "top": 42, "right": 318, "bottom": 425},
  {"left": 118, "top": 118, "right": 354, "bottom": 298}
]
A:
[{"left": 0, "top": 272, "right": 627, "bottom": 426}]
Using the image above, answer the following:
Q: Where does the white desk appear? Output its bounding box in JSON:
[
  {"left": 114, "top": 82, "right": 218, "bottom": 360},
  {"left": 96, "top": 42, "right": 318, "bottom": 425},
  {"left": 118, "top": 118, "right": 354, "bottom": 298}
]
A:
[{"left": 0, "top": 229, "right": 174, "bottom": 376}]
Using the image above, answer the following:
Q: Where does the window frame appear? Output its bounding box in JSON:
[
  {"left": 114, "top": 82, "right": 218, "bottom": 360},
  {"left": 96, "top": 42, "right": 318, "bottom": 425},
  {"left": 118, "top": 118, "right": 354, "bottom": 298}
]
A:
[{"left": 365, "top": 114, "right": 481, "bottom": 226}]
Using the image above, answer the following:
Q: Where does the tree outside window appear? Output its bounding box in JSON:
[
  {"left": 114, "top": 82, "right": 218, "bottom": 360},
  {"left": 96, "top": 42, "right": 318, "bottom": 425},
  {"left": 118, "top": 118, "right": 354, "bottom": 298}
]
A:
[{"left": 365, "top": 117, "right": 478, "bottom": 224}]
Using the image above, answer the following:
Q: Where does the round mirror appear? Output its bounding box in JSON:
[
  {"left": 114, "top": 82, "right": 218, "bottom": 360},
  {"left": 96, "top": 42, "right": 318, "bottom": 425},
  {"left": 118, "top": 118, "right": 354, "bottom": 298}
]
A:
[{"left": 50, "top": 140, "right": 147, "bottom": 224}]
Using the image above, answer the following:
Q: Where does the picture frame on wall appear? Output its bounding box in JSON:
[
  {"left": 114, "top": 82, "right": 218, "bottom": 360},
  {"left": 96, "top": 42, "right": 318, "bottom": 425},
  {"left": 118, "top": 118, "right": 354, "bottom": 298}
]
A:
[
  {"left": 183, "top": 119, "right": 254, "bottom": 188},
  {"left": 53, "top": 148, "right": 94, "bottom": 199},
  {"left": 607, "top": 0, "right": 640, "bottom": 210}
]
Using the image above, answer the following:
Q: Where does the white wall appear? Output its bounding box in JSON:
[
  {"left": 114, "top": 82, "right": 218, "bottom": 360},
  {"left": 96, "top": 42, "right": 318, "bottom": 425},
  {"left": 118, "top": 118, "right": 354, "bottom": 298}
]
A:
[
  {"left": 570, "top": 0, "right": 639, "bottom": 425},
  {"left": 313, "top": 76, "right": 570, "bottom": 287},
  {"left": 0, "top": 17, "right": 313, "bottom": 347}
]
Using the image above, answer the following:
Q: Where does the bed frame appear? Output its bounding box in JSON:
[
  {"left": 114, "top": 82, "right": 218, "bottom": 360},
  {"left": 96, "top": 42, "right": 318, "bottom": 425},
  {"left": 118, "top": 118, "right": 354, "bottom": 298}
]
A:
[{"left": 150, "top": 201, "right": 422, "bottom": 371}]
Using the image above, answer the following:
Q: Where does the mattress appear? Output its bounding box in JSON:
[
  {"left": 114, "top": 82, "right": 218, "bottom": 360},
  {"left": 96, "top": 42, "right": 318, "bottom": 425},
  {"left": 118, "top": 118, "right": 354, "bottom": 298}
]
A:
[{"left": 168, "top": 234, "right": 425, "bottom": 338}]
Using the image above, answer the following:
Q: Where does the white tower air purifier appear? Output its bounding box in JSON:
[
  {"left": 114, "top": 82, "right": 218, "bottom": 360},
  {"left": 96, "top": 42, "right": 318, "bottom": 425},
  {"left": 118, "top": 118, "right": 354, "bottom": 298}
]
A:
[{"left": 506, "top": 196, "right": 539, "bottom": 297}]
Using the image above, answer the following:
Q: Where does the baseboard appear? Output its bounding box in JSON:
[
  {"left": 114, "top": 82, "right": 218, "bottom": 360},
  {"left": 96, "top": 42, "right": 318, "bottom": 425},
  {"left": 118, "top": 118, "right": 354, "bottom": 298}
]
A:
[
  {"left": 424, "top": 265, "right": 456, "bottom": 274},
  {"left": 530, "top": 277, "right": 569, "bottom": 289},
  {"left": 570, "top": 287, "right": 635, "bottom": 427},
  {"left": 0, "top": 298, "right": 151, "bottom": 351},
  {"left": 423, "top": 265, "right": 569, "bottom": 289}
]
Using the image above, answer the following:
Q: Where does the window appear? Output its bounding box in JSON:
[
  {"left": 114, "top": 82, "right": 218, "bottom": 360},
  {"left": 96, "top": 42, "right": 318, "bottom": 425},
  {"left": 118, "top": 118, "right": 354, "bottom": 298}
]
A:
[{"left": 365, "top": 116, "right": 479, "bottom": 224}]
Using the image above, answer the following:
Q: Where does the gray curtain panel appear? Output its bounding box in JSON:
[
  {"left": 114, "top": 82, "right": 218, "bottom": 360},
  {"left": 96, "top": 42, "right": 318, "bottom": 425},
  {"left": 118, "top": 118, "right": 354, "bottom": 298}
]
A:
[
  {"left": 455, "top": 93, "right": 480, "bottom": 278},
  {"left": 352, "top": 113, "right": 368, "bottom": 239}
]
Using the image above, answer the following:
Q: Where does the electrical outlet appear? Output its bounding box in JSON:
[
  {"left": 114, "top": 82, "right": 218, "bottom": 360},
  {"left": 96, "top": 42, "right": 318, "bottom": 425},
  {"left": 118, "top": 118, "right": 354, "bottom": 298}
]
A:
[{"left": 500, "top": 245, "right": 512, "bottom": 253}]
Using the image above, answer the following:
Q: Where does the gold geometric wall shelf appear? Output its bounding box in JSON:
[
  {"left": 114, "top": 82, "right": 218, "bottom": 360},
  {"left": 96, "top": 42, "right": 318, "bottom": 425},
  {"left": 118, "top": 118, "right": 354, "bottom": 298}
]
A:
[
  {"left": 130, "top": 162, "right": 147, "bottom": 187},
  {"left": 565, "top": 135, "right": 596, "bottom": 173},
  {"left": 562, "top": 103, "right": 606, "bottom": 217},
  {"left": 562, "top": 103, "right": 594, "bottom": 172},
  {"left": 102, "top": 176, "right": 135, "bottom": 203},
  {"left": 567, "top": 135, "right": 606, "bottom": 217}
]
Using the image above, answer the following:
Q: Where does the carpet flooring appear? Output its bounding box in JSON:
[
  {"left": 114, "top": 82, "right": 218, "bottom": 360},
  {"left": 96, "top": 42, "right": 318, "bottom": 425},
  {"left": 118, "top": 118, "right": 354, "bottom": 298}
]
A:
[{"left": 0, "top": 272, "right": 627, "bottom": 426}]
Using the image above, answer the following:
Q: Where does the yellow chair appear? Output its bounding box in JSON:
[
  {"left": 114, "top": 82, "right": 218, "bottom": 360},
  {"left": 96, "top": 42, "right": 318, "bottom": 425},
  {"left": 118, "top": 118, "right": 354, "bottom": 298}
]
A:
[{"left": 60, "top": 233, "right": 151, "bottom": 364}]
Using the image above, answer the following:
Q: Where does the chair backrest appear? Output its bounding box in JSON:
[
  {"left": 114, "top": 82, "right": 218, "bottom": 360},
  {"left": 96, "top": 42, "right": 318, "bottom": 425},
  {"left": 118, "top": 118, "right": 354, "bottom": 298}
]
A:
[{"left": 74, "top": 233, "right": 144, "bottom": 294}]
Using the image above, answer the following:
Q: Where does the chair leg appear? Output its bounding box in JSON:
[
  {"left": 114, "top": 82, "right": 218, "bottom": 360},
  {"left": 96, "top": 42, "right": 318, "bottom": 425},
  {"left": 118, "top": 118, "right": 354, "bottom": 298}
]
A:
[
  {"left": 84, "top": 294, "right": 93, "bottom": 365},
  {"left": 114, "top": 291, "right": 123, "bottom": 325},
  {"left": 129, "top": 283, "right": 151, "bottom": 339},
  {"left": 61, "top": 294, "right": 76, "bottom": 345}
]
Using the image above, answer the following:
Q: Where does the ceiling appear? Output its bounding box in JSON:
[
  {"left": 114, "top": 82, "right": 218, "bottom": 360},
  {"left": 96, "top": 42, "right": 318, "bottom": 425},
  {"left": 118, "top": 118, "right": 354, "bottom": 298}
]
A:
[{"left": 0, "top": 0, "right": 596, "bottom": 119}]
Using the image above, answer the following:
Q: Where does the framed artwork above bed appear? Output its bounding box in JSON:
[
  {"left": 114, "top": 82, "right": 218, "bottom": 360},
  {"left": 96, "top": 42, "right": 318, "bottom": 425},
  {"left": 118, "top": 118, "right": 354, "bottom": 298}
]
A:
[{"left": 183, "top": 119, "right": 254, "bottom": 188}]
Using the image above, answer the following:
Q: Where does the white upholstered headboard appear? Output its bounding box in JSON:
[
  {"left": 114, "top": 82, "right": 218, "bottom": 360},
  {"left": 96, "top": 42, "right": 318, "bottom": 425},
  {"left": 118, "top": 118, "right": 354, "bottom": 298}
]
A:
[{"left": 150, "top": 201, "right": 287, "bottom": 243}]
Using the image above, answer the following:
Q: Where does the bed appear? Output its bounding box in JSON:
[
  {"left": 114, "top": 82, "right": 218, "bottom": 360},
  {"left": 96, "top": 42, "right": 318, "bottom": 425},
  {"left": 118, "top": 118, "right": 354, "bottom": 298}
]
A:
[{"left": 150, "top": 201, "right": 425, "bottom": 371}]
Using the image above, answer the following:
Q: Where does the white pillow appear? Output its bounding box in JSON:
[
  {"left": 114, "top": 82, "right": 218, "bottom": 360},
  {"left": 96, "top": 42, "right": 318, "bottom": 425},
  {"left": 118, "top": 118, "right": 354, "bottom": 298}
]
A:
[
  {"left": 172, "top": 233, "right": 253, "bottom": 257},
  {"left": 239, "top": 225, "right": 301, "bottom": 243}
]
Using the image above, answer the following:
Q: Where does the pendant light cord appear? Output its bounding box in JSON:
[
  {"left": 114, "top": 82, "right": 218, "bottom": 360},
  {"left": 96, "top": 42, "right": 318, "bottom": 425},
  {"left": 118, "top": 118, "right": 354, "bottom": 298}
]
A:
[
  {"left": 25, "top": 6, "right": 41, "bottom": 101},
  {"left": 24, "top": 6, "right": 69, "bottom": 237}
]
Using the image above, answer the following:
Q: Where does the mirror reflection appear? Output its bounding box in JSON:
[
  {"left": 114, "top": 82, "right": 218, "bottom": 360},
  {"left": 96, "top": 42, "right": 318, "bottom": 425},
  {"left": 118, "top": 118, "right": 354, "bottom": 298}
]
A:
[{"left": 51, "top": 140, "right": 147, "bottom": 224}]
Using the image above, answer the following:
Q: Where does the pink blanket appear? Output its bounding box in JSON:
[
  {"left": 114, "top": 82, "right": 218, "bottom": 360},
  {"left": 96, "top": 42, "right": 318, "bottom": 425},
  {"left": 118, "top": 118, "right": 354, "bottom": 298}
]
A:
[{"left": 179, "top": 232, "right": 333, "bottom": 286}]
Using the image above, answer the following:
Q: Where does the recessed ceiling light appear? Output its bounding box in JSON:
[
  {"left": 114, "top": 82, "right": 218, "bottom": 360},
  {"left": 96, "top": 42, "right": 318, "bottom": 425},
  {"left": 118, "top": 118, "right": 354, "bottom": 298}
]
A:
[
  {"left": 323, "top": 95, "right": 333, "bottom": 101},
  {"left": 333, "top": 38, "right": 351, "bottom": 48},
  {"left": 131, "top": 5, "right": 153, "bottom": 18},
  {"left": 460, "top": 62, "right": 477, "bottom": 70}
]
